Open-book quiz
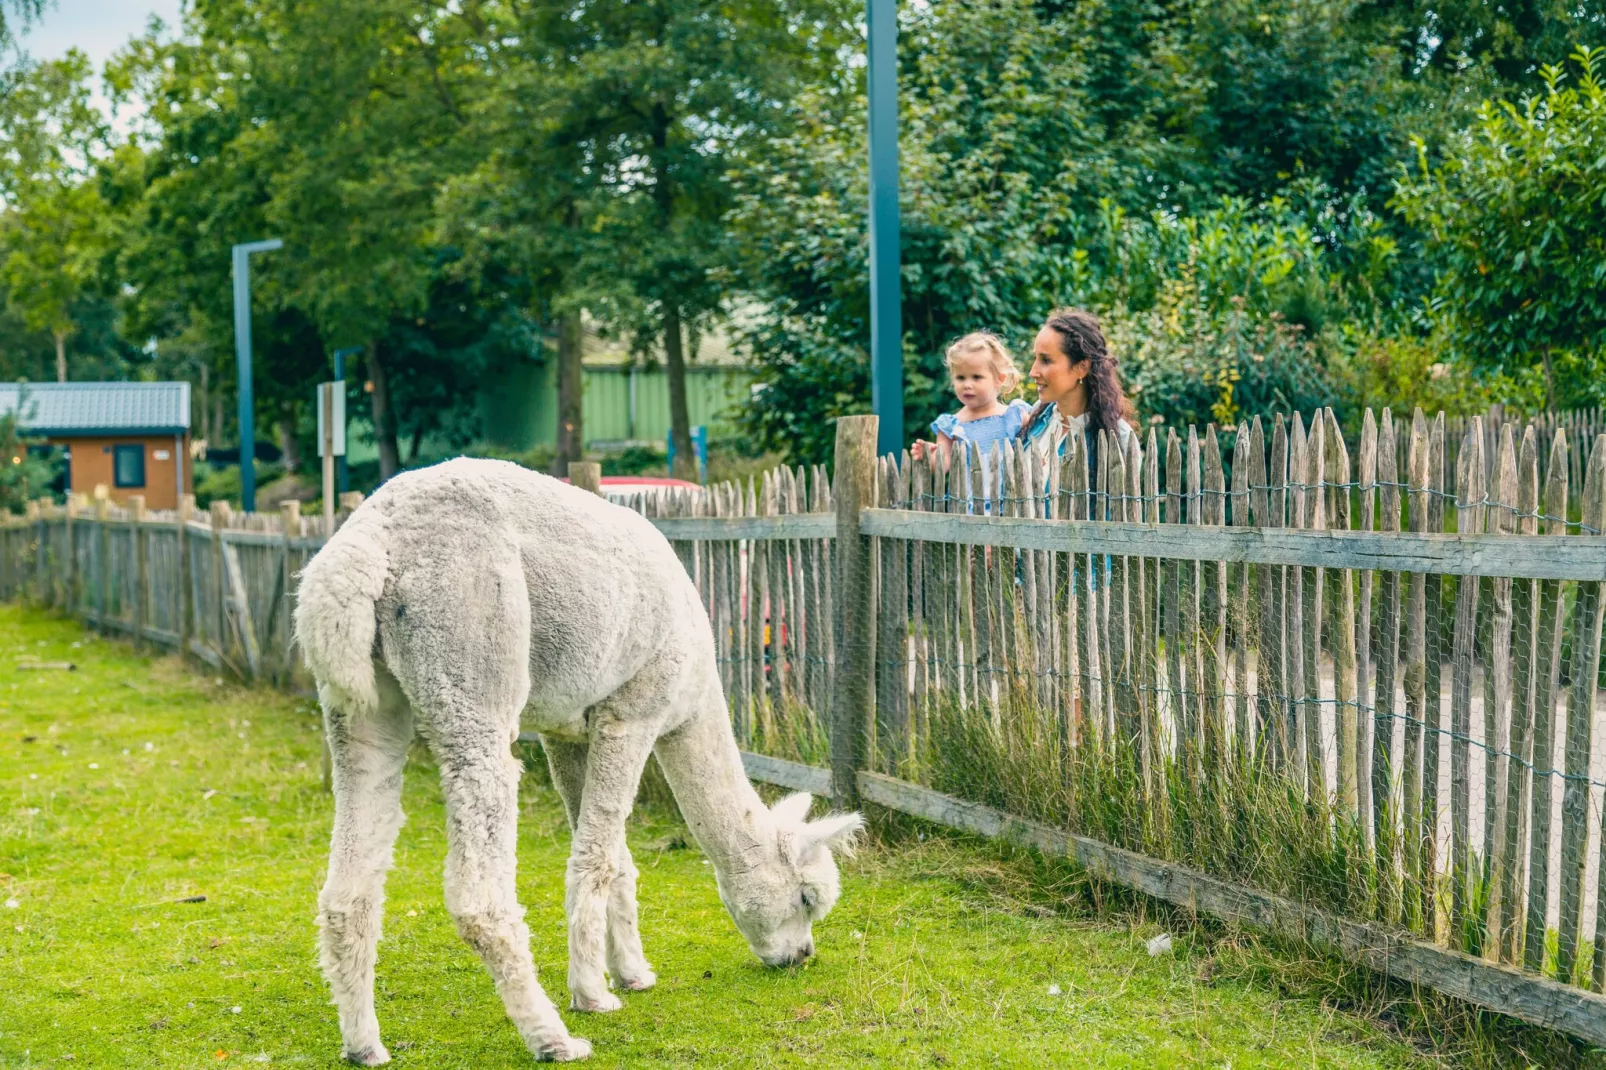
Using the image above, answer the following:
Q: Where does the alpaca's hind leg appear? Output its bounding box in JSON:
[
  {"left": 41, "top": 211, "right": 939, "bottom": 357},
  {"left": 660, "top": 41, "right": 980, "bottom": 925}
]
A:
[
  {"left": 544, "top": 737, "right": 655, "bottom": 994},
  {"left": 567, "top": 719, "right": 657, "bottom": 1012},
  {"left": 317, "top": 672, "right": 413, "bottom": 1067},
  {"left": 436, "top": 731, "right": 589, "bottom": 1061},
  {"left": 543, "top": 737, "right": 586, "bottom": 828},
  {"left": 604, "top": 840, "right": 655, "bottom": 992}
]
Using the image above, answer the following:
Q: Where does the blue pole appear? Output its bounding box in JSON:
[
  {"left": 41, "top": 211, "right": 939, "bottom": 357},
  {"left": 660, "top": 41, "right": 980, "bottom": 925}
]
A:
[
  {"left": 866, "top": 0, "right": 902, "bottom": 458},
  {"left": 231, "top": 238, "right": 282, "bottom": 512}
]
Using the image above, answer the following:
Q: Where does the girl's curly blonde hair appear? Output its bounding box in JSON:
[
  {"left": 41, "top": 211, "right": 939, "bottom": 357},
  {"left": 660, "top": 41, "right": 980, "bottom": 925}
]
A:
[{"left": 943, "top": 331, "right": 1022, "bottom": 396}]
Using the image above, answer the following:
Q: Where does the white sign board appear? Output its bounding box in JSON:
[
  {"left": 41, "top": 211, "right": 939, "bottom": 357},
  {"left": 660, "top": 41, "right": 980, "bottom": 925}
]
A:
[{"left": 317, "top": 380, "right": 346, "bottom": 457}]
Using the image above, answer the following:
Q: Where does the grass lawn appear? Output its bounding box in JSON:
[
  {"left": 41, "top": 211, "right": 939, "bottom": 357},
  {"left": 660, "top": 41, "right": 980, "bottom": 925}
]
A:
[{"left": 0, "top": 604, "right": 1510, "bottom": 1067}]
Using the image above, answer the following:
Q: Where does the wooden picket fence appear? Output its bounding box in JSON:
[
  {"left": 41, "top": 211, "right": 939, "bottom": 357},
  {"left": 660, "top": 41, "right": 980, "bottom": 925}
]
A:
[
  {"left": 4, "top": 407, "right": 1606, "bottom": 1045},
  {"left": 0, "top": 491, "right": 363, "bottom": 688}
]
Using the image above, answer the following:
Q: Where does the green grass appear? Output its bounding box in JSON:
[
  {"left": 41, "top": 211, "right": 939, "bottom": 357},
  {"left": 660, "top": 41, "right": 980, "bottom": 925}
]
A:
[{"left": 0, "top": 605, "right": 1521, "bottom": 1067}]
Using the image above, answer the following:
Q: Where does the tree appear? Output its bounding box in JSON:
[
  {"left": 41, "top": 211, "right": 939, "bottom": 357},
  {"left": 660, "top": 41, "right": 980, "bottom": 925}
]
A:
[
  {"left": 1393, "top": 47, "right": 1606, "bottom": 409},
  {"left": 0, "top": 52, "right": 113, "bottom": 381},
  {"left": 451, "top": 0, "right": 855, "bottom": 476}
]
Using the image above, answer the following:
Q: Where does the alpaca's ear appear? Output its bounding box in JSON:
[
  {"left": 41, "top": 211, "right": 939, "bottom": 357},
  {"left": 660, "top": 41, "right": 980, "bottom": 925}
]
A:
[
  {"left": 803, "top": 812, "right": 865, "bottom": 856},
  {"left": 770, "top": 791, "right": 814, "bottom": 827}
]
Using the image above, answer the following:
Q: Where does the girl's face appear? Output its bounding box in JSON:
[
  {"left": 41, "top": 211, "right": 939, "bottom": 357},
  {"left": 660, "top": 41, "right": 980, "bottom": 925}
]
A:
[
  {"left": 1030, "top": 327, "right": 1085, "bottom": 406},
  {"left": 949, "top": 351, "right": 1006, "bottom": 411}
]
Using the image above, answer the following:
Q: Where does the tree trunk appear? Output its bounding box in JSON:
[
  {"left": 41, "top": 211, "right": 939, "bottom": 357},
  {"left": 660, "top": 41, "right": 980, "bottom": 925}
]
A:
[
  {"left": 366, "top": 341, "right": 402, "bottom": 481},
  {"left": 408, "top": 422, "right": 425, "bottom": 463},
  {"left": 555, "top": 310, "right": 584, "bottom": 474},
  {"left": 278, "top": 402, "right": 302, "bottom": 474},
  {"left": 53, "top": 330, "right": 67, "bottom": 383},
  {"left": 665, "top": 305, "right": 695, "bottom": 481}
]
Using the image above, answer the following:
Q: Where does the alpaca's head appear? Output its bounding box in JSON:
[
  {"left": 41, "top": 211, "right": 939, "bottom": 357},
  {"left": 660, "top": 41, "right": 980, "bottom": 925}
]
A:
[{"left": 714, "top": 792, "right": 863, "bottom": 968}]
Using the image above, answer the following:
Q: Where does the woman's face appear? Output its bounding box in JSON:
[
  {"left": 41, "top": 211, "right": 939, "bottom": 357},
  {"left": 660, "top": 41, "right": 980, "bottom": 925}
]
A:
[{"left": 1030, "top": 327, "right": 1083, "bottom": 406}]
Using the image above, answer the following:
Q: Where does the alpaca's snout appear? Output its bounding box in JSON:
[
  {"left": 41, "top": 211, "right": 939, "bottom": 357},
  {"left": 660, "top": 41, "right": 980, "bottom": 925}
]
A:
[{"left": 777, "top": 939, "right": 815, "bottom": 968}]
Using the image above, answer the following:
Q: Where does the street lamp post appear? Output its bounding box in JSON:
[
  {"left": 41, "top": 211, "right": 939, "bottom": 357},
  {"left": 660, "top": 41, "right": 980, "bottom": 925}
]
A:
[
  {"left": 232, "top": 238, "right": 283, "bottom": 513},
  {"left": 866, "top": 0, "right": 902, "bottom": 458}
]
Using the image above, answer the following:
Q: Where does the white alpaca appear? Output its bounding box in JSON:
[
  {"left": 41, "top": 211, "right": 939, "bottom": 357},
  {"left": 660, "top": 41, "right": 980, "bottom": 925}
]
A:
[{"left": 293, "top": 458, "right": 861, "bottom": 1064}]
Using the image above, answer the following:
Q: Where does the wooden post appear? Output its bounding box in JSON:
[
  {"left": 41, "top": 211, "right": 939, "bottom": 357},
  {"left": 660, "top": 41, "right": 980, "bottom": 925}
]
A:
[
  {"left": 831, "top": 415, "right": 878, "bottom": 808},
  {"left": 321, "top": 382, "right": 337, "bottom": 537},
  {"left": 130, "top": 495, "right": 147, "bottom": 650},
  {"left": 569, "top": 461, "right": 603, "bottom": 497},
  {"left": 63, "top": 494, "right": 76, "bottom": 613},
  {"left": 279, "top": 499, "right": 300, "bottom": 685},
  {"left": 177, "top": 495, "right": 194, "bottom": 663},
  {"left": 210, "top": 500, "right": 230, "bottom": 667},
  {"left": 95, "top": 494, "right": 111, "bottom": 632}
]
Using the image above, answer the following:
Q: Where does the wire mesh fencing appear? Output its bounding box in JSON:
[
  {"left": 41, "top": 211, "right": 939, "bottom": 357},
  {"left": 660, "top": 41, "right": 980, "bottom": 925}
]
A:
[{"left": 626, "top": 406, "right": 1606, "bottom": 999}]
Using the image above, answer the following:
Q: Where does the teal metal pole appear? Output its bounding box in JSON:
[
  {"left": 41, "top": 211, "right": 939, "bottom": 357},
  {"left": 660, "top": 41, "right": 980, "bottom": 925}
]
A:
[
  {"left": 867, "top": 0, "right": 902, "bottom": 457},
  {"left": 231, "top": 238, "right": 282, "bottom": 512},
  {"left": 333, "top": 346, "right": 362, "bottom": 494}
]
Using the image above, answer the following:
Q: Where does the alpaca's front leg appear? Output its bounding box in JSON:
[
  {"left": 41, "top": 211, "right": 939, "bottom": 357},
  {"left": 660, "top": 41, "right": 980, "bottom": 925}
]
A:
[{"left": 567, "top": 719, "right": 656, "bottom": 1012}]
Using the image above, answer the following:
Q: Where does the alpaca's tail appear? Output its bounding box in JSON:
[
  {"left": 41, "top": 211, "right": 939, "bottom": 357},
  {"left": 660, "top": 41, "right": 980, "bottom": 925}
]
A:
[{"left": 294, "top": 504, "right": 389, "bottom": 715}]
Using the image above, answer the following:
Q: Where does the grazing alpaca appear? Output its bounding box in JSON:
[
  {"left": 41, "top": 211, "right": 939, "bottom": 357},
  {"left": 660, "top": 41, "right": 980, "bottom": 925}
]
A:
[{"left": 293, "top": 458, "right": 862, "bottom": 1063}]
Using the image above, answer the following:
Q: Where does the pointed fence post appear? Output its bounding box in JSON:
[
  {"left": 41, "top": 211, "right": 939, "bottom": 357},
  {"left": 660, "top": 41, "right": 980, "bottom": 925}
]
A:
[
  {"left": 832, "top": 415, "right": 879, "bottom": 808},
  {"left": 569, "top": 461, "right": 603, "bottom": 497}
]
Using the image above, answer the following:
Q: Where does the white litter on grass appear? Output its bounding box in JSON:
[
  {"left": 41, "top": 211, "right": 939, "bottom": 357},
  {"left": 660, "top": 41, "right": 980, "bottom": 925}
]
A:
[
  {"left": 143, "top": 742, "right": 154, "bottom": 752},
  {"left": 202, "top": 789, "right": 217, "bottom": 800},
  {"left": 851, "top": 930, "right": 864, "bottom": 941},
  {"left": 1146, "top": 933, "right": 1173, "bottom": 957},
  {"left": 1046, "top": 983, "right": 1062, "bottom": 996},
  {"left": 28, "top": 773, "right": 36, "bottom": 780},
  {"left": 406, "top": 910, "right": 417, "bottom": 917},
  {"left": 250, "top": 1055, "right": 270, "bottom": 1063},
  {"left": 231, "top": 1006, "right": 242, "bottom": 1014},
  {"left": 87, "top": 763, "right": 98, "bottom": 770},
  {"left": 4, "top": 899, "right": 19, "bottom": 909}
]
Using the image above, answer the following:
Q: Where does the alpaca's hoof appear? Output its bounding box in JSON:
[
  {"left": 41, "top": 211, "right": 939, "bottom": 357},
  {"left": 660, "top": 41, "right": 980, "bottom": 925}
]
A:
[
  {"left": 539, "top": 1035, "right": 592, "bottom": 1061},
  {"left": 570, "top": 989, "right": 623, "bottom": 1013},
  {"left": 344, "top": 1043, "right": 390, "bottom": 1067},
  {"left": 614, "top": 968, "right": 656, "bottom": 992}
]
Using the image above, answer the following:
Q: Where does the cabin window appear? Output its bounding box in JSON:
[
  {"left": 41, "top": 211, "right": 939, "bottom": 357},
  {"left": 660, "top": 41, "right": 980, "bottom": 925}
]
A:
[{"left": 113, "top": 444, "right": 145, "bottom": 488}]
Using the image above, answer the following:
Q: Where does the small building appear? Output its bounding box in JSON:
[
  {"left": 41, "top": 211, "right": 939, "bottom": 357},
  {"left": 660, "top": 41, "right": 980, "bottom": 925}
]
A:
[{"left": 0, "top": 382, "right": 193, "bottom": 509}]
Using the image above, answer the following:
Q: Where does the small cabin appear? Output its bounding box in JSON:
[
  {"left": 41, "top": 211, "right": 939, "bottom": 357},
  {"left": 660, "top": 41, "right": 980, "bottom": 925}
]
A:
[{"left": 0, "top": 382, "right": 193, "bottom": 510}]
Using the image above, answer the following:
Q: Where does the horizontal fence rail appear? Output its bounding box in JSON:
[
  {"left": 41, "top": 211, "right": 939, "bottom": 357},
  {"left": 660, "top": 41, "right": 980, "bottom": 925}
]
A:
[{"left": 4, "top": 403, "right": 1606, "bottom": 1047}]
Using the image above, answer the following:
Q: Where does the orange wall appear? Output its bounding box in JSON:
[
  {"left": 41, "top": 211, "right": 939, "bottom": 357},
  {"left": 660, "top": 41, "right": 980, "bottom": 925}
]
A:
[{"left": 58, "top": 435, "right": 192, "bottom": 510}]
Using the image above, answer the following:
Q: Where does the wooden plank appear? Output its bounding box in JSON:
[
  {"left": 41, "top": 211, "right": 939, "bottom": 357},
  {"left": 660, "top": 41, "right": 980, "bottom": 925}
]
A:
[
  {"left": 1557, "top": 437, "right": 1606, "bottom": 982},
  {"left": 1500, "top": 425, "right": 1540, "bottom": 964},
  {"left": 853, "top": 770, "right": 1606, "bottom": 1049},
  {"left": 1483, "top": 424, "right": 1518, "bottom": 958},
  {"left": 1450, "top": 417, "right": 1487, "bottom": 936},
  {"left": 1403, "top": 410, "right": 1430, "bottom": 923},
  {"left": 1203, "top": 428, "right": 1228, "bottom": 770},
  {"left": 1375, "top": 410, "right": 1403, "bottom": 913},
  {"left": 854, "top": 511, "right": 1606, "bottom": 580},
  {"left": 1301, "top": 412, "right": 1326, "bottom": 794},
  {"left": 1142, "top": 428, "right": 1162, "bottom": 779},
  {"left": 221, "top": 542, "right": 262, "bottom": 680},
  {"left": 1422, "top": 415, "right": 1448, "bottom": 935},
  {"left": 1166, "top": 430, "right": 1185, "bottom": 761},
  {"left": 651, "top": 513, "right": 837, "bottom": 542},
  {"left": 740, "top": 750, "right": 834, "bottom": 795},
  {"left": 1526, "top": 429, "right": 1571, "bottom": 973},
  {"left": 1328, "top": 410, "right": 1358, "bottom": 812},
  {"left": 1251, "top": 417, "right": 1275, "bottom": 766},
  {"left": 1231, "top": 422, "right": 1253, "bottom": 762}
]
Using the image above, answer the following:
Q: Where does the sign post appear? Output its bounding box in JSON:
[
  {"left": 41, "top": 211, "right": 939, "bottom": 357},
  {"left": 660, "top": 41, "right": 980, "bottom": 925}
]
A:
[
  {"left": 332, "top": 347, "right": 362, "bottom": 494},
  {"left": 317, "top": 381, "right": 346, "bottom": 536},
  {"left": 231, "top": 238, "right": 283, "bottom": 513}
]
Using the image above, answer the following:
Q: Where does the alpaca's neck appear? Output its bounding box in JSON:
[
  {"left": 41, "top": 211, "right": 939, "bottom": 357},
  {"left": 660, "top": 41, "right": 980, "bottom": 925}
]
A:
[{"left": 654, "top": 698, "right": 769, "bottom": 870}]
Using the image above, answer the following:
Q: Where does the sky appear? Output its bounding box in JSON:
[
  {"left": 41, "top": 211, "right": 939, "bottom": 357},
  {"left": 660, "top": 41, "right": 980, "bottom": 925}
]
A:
[
  {"left": 14, "top": 0, "right": 184, "bottom": 125},
  {"left": 17, "top": 0, "right": 182, "bottom": 67}
]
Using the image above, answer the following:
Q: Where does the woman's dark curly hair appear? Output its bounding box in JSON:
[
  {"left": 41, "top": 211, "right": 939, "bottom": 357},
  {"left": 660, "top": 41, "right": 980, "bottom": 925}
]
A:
[{"left": 1020, "top": 307, "right": 1136, "bottom": 441}]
